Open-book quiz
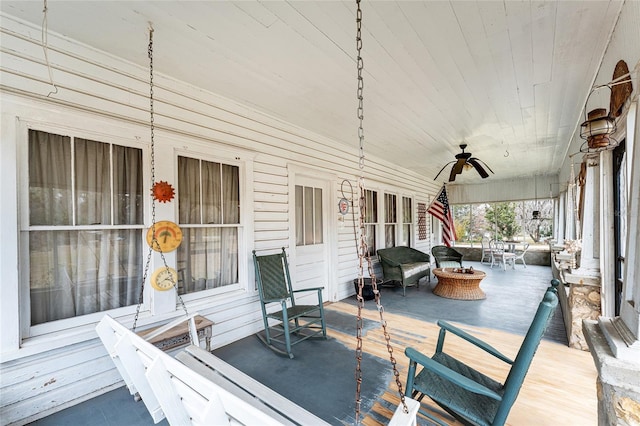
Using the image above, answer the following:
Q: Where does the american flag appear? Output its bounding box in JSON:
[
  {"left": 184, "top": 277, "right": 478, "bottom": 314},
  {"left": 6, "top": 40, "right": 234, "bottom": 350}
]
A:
[{"left": 427, "top": 185, "right": 457, "bottom": 247}]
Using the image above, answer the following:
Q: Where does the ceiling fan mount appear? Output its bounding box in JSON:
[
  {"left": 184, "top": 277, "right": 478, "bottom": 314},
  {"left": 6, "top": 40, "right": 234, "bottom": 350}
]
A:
[{"left": 434, "top": 143, "right": 494, "bottom": 182}]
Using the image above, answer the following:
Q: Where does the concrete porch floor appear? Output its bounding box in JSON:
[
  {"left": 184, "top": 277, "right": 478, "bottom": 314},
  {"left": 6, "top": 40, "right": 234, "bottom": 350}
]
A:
[{"left": 30, "top": 261, "right": 597, "bottom": 425}]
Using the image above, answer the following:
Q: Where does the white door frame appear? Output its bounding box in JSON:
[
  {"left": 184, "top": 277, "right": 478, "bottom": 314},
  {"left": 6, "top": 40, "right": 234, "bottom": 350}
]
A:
[{"left": 287, "top": 164, "right": 338, "bottom": 302}]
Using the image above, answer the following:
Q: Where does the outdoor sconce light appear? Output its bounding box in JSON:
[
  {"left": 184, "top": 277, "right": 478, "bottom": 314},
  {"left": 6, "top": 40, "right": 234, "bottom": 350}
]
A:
[
  {"left": 532, "top": 210, "right": 540, "bottom": 220},
  {"left": 580, "top": 107, "right": 616, "bottom": 149}
]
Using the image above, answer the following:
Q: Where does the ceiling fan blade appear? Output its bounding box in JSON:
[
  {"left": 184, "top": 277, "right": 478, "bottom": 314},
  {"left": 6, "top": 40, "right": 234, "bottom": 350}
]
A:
[
  {"left": 468, "top": 158, "right": 494, "bottom": 178},
  {"left": 433, "top": 160, "right": 455, "bottom": 180},
  {"left": 448, "top": 158, "right": 466, "bottom": 181},
  {"left": 470, "top": 157, "right": 495, "bottom": 175},
  {"left": 467, "top": 158, "right": 489, "bottom": 178}
]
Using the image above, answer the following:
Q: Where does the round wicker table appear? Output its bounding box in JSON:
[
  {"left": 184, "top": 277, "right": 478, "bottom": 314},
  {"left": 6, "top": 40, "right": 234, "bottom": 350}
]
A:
[{"left": 432, "top": 268, "right": 487, "bottom": 300}]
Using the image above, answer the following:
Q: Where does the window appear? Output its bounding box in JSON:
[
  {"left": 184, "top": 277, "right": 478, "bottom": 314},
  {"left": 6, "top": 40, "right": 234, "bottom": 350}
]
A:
[
  {"left": 364, "top": 189, "right": 377, "bottom": 256},
  {"left": 384, "top": 193, "right": 396, "bottom": 248},
  {"left": 177, "top": 156, "right": 240, "bottom": 293},
  {"left": 401, "top": 196, "right": 412, "bottom": 246},
  {"left": 295, "top": 185, "right": 323, "bottom": 246},
  {"left": 613, "top": 140, "right": 627, "bottom": 315},
  {"left": 451, "top": 200, "right": 553, "bottom": 245},
  {"left": 27, "top": 130, "right": 143, "bottom": 326}
]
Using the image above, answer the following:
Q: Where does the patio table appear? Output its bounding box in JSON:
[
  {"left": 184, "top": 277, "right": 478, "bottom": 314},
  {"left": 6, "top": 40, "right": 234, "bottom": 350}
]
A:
[{"left": 432, "top": 267, "right": 487, "bottom": 300}]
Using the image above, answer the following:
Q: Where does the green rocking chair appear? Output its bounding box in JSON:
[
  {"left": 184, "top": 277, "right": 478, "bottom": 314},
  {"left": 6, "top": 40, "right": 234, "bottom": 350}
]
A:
[
  {"left": 404, "top": 280, "right": 559, "bottom": 425},
  {"left": 252, "top": 248, "right": 327, "bottom": 358}
]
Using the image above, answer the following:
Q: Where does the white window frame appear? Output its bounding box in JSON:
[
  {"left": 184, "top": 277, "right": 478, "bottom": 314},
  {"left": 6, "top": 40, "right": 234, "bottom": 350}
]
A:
[
  {"left": 384, "top": 192, "right": 398, "bottom": 248},
  {"left": 363, "top": 188, "right": 379, "bottom": 256},
  {"left": 173, "top": 148, "right": 250, "bottom": 302},
  {"left": 10, "top": 115, "right": 255, "bottom": 357},
  {"left": 17, "top": 119, "right": 149, "bottom": 339},
  {"left": 401, "top": 195, "right": 414, "bottom": 247},
  {"left": 295, "top": 184, "right": 324, "bottom": 247}
]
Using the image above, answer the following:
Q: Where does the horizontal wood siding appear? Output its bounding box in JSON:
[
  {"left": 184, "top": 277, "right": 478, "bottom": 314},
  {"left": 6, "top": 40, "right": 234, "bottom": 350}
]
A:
[{"left": 0, "top": 14, "right": 436, "bottom": 424}]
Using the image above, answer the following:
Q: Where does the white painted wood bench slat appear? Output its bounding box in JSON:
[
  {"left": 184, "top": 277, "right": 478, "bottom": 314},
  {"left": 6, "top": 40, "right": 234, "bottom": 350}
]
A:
[
  {"left": 95, "top": 318, "right": 166, "bottom": 423},
  {"left": 151, "top": 356, "right": 284, "bottom": 426},
  {"left": 181, "top": 346, "right": 328, "bottom": 424},
  {"left": 175, "top": 351, "right": 297, "bottom": 425},
  {"left": 388, "top": 397, "right": 420, "bottom": 426},
  {"left": 114, "top": 334, "right": 165, "bottom": 423},
  {"left": 145, "top": 357, "right": 196, "bottom": 425}
]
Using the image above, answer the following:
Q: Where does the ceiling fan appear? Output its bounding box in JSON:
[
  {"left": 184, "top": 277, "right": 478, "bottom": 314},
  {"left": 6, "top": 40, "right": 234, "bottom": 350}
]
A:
[{"left": 433, "top": 144, "right": 494, "bottom": 182}]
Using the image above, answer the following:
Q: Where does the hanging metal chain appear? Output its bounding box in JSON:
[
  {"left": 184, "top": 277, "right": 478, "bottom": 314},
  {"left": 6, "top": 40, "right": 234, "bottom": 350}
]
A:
[
  {"left": 353, "top": 1, "right": 407, "bottom": 423},
  {"left": 356, "top": 2, "right": 365, "bottom": 172},
  {"left": 133, "top": 27, "right": 188, "bottom": 332}
]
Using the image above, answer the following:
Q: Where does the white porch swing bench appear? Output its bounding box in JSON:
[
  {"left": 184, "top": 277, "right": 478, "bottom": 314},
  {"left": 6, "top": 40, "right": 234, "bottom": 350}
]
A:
[
  {"left": 96, "top": 314, "right": 332, "bottom": 425},
  {"left": 97, "top": 314, "right": 418, "bottom": 425}
]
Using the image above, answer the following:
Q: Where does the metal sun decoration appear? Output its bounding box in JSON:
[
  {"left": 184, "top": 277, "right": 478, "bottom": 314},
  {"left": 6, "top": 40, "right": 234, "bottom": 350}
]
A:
[{"left": 152, "top": 181, "right": 176, "bottom": 203}]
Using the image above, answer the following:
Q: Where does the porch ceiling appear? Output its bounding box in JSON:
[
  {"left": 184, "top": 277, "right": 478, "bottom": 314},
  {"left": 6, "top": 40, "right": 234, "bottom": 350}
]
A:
[{"left": 0, "top": 1, "right": 624, "bottom": 184}]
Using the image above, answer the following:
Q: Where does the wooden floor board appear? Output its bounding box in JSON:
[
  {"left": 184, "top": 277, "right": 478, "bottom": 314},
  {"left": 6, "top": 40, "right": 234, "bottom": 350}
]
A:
[{"left": 325, "top": 301, "right": 598, "bottom": 425}]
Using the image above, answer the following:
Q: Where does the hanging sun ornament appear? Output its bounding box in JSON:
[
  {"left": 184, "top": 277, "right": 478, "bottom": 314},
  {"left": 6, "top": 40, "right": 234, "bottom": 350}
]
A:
[{"left": 151, "top": 180, "right": 175, "bottom": 203}]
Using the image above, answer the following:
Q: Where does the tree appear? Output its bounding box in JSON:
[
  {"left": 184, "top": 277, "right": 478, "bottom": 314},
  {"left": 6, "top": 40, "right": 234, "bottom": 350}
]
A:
[
  {"left": 452, "top": 205, "right": 470, "bottom": 241},
  {"left": 520, "top": 199, "right": 554, "bottom": 242},
  {"left": 485, "top": 202, "right": 520, "bottom": 240}
]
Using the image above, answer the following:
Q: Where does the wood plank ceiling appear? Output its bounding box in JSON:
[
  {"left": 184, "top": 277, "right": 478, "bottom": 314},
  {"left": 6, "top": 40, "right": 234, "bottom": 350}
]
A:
[{"left": 0, "top": 1, "right": 625, "bottom": 184}]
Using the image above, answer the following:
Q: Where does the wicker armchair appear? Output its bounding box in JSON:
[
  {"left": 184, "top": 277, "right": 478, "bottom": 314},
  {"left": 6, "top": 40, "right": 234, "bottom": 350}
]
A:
[{"left": 431, "top": 245, "right": 463, "bottom": 269}]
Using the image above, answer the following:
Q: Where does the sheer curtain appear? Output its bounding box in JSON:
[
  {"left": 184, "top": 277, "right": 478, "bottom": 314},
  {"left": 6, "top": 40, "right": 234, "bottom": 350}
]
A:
[
  {"left": 177, "top": 157, "right": 239, "bottom": 294},
  {"left": 28, "top": 131, "right": 142, "bottom": 326}
]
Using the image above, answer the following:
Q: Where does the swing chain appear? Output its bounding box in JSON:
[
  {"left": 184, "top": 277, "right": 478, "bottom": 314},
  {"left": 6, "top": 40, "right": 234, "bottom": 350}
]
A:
[
  {"left": 354, "top": 3, "right": 365, "bottom": 420},
  {"left": 133, "top": 27, "right": 188, "bottom": 332},
  {"left": 356, "top": 3, "right": 365, "bottom": 171},
  {"left": 353, "top": 1, "right": 407, "bottom": 422}
]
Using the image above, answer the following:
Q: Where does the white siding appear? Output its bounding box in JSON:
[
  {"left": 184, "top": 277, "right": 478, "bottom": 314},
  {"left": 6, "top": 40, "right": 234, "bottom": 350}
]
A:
[{"left": 0, "top": 15, "right": 437, "bottom": 424}]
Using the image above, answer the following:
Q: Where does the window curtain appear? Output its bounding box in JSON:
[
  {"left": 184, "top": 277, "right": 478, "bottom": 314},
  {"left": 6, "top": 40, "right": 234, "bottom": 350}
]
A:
[
  {"left": 364, "top": 190, "right": 377, "bottom": 255},
  {"left": 28, "top": 131, "right": 142, "bottom": 326},
  {"left": 385, "top": 193, "right": 396, "bottom": 248},
  {"left": 177, "top": 157, "right": 239, "bottom": 294}
]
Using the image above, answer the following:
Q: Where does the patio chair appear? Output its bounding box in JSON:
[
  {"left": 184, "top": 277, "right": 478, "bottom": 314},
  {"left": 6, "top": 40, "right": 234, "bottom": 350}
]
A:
[
  {"left": 253, "top": 248, "right": 327, "bottom": 358},
  {"left": 431, "top": 245, "right": 463, "bottom": 269},
  {"left": 404, "top": 280, "right": 559, "bottom": 426},
  {"left": 514, "top": 243, "right": 530, "bottom": 268},
  {"left": 490, "top": 240, "right": 516, "bottom": 271},
  {"left": 480, "top": 237, "right": 492, "bottom": 264}
]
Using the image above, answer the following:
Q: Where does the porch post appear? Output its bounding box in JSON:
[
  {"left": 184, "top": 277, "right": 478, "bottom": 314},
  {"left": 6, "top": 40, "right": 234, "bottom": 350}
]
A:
[
  {"left": 556, "top": 192, "right": 565, "bottom": 246},
  {"left": 574, "top": 153, "right": 601, "bottom": 274},
  {"left": 564, "top": 154, "right": 601, "bottom": 292},
  {"left": 599, "top": 149, "right": 615, "bottom": 318}
]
